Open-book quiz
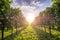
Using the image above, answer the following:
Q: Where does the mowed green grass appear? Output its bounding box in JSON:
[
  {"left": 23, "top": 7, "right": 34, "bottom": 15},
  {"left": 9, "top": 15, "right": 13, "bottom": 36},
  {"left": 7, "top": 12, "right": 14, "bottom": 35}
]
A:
[
  {"left": 39, "top": 27, "right": 60, "bottom": 38},
  {"left": 0, "top": 26, "right": 60, "bottom": 40},
  {"left": 0, "top": 26, "right": 38, "bottom": 40},
  {"left": 14, "top": 26, "right": 38, "bottom": 40},
  {"left": 34, "top": 26, "right": 60, "bottom": 40}
]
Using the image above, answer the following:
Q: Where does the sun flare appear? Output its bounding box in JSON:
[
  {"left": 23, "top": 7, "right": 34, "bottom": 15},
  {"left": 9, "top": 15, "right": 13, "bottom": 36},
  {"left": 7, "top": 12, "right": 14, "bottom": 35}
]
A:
[{"left": 26, "top": 14, "right": 35, "bottom": 24}]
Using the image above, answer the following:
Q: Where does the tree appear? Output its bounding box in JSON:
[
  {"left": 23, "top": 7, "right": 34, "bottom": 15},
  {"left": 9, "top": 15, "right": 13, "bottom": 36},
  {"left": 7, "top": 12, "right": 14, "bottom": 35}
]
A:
[
  {"left": 9, "top": 8, "right": 22, "bottom": 34},
  {"left": 45, "top": 7, "right": 55, "bottom": 37},
  {"left": 52, "top": 0, "right": 60, "bottom": 31},
  {"left": 0, "top": 0, "right": 11, "bottom": 40}
]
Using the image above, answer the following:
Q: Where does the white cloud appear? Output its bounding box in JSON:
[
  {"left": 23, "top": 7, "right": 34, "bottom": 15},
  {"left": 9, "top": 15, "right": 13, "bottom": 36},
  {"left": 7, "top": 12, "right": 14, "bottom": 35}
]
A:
[
  {"left": 32, "top": 1, "right": 44, "bottom": 6},
  {"left": 19, "top": 1, "right": 45, "bottom": 17},
  {"left": 21, "top": 6, "right": 36, "bottom": 10},
  {"left": 20, "top": 5, "right": 38, "bottom": 17},
  {"left": 11, "top": 0, "right": 20, "bottom": 8},
  {"left": 11, "top": 0, "right": 52, "bottom": 17}
]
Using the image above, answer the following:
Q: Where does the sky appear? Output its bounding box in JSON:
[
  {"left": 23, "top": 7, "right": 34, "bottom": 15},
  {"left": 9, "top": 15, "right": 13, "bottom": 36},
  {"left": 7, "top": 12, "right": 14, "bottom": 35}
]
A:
[{"left": 11, "top": 0, "right": 53, "bottom": 17}]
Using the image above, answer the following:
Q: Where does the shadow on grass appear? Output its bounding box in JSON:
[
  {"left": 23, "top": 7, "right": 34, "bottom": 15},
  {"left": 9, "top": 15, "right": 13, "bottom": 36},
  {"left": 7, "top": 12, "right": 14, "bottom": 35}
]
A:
[
  {"left": 32, "top": 26, "right": 60, "bottom": 40},
  {"left": 4, "top": 27, "right": 26, "bottom": 40}
]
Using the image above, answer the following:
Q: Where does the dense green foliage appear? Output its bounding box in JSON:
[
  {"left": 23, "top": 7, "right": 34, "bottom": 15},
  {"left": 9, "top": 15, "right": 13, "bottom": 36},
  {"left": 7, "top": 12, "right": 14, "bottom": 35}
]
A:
[
  {"left": 0, "top": 0, "right": 11, "bottom": 29},
  {"left": 0, "top": 0, "right": 11, "bottom": 40},
  {"left": 52, "top": 0, "right": 60, "bottom": 31}
]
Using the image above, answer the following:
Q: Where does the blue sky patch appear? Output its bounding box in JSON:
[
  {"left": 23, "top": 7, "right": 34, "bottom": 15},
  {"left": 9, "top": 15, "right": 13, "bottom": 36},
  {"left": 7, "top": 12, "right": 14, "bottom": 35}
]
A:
[{"left": 11, "top": 0, "right": 52, "bottom": 17}]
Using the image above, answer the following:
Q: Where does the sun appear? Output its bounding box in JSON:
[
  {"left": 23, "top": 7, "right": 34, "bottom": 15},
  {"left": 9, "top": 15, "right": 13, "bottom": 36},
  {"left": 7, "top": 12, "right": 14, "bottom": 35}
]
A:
[{"left": 26, "top": 14, "right": 35, "bottom": 24}]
